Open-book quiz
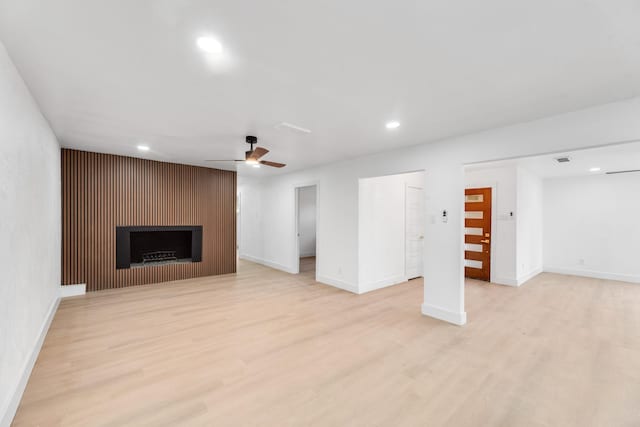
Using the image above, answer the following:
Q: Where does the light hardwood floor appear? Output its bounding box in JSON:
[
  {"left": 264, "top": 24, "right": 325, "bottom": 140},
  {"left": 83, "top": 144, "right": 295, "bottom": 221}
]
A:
[
  {"left": 299, "top": 256, "right": 316, "bottom": 275},
  {"left": 13, "top": 261, "right": 640, "bottom": 426}
]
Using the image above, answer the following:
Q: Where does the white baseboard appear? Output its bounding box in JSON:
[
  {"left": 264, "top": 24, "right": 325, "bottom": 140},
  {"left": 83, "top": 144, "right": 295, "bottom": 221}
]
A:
[
  {"left": 239, "top": 254, "right": 297, "bottom": 274},
  {"left": 316, "top": 275, "right": 358, "bottom": 294},
  {"left": 421, "top": 303, "right": 467, "bottom": 326},
  {"left": 60, "top": 283, "right": 86, "bottom": 298},
  {"left": 491, "top": 276, "right": 519, "bottom": 287},
  {"left": 1, "top": 296, "right": 59, "bottom": 427},
  {"left": 359, "top": 275, "right": 407, "bottom": 294},
  {"left": 543, "top": 266, "right": 640, "bottom": 284},
  {"left": 517, "top": 268, "right": 543, "bottom": 286}
]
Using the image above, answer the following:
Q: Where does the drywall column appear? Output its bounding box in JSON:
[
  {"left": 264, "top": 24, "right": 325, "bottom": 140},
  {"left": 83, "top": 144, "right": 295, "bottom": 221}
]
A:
[{"left": 422, "top": 162, "right": 466, "bottom": 325}]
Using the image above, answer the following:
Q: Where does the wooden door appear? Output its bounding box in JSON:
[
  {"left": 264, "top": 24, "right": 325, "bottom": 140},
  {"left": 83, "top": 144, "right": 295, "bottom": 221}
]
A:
[
  {"left": 405, "top": 185, "right": 424, "bottom": 279},
  {"left": 464, "top": 188, "right": 492, "bottom": 281}
]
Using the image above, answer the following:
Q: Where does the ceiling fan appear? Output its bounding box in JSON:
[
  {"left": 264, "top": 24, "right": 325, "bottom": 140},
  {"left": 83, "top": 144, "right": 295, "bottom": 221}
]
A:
[{"left": 206, "top": 135, "right": 286, "bottom": 168}]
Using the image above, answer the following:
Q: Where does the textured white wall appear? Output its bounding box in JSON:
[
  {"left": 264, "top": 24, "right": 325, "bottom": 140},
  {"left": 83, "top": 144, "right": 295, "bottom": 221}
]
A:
[
  {"left": 544, "top": 173, "right": 640, "bottom": 282},
  {"left": 0, "top": 42, "right": 61, "bottom": 425}
]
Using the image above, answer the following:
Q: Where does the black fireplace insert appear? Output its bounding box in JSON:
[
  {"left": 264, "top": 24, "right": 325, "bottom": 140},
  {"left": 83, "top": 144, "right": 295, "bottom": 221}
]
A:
[{"left": 116, "top": 226, "right": 202, "bottom": 269}]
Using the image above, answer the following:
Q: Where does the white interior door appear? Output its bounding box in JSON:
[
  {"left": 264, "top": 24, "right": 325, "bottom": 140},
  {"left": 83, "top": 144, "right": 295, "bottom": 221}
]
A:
[{"left": 405, "top": 185, "right": 424, "bottom": 279}]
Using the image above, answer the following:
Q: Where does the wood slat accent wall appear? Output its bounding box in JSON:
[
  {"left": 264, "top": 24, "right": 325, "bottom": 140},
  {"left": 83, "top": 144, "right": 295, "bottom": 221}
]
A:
[{"left": 62, "top": 149, "right": 236, "bottom": 292}]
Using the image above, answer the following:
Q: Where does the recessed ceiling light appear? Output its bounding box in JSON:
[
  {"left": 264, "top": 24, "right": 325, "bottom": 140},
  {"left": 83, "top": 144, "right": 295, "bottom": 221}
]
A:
[
  {"left": 197, "top": 36, "right": 223, "bottom": 54},
  {"left": 137, "top": 145, "right": 150, "bottom": 152},
  {"left": 589, "top": 167, "right": 601, "bottom": 172},
  {"left": 386, "top": 121, "right": 400, "bottom": 129}
]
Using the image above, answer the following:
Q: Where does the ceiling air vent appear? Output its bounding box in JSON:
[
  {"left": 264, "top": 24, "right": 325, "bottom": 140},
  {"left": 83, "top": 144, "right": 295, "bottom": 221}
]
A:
[
  {"left": 606, "top": 169, "right": 640, "bottom": 175},
  {"left": 555, "top": 156, "right": 571, "bottom": 163},
  {"left": 274, "top": 122, "right": 312, "bottom": 134}
]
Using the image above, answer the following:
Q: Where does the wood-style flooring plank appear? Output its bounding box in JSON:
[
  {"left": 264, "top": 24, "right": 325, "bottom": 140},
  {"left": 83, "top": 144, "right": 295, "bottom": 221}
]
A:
[{"left": 12, "top": 260, "right": 640, "bottom": 426}]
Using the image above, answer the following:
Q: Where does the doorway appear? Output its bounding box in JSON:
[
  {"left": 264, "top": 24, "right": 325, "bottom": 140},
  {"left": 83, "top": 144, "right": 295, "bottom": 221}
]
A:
[
  {"left": 464, "top": 187, "right": 492, "bottom": 281},
  {"left": 296, "top": 185, "right": 317, "bottom": 278},
  {"left": 405, "top": 185, "right": 425, "bottom": 279}
]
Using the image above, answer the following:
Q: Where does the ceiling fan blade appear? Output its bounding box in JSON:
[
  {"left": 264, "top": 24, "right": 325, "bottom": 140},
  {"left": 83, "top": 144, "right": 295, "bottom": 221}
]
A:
[
  {"left": 205, "top": 159, "right": 244, "bottom": 162},
  {"left": 248, "top": 147, "right": 269, "bottom": 161},
  {"left": 260, "top": 160, "right": 286, "bottom": 168}
]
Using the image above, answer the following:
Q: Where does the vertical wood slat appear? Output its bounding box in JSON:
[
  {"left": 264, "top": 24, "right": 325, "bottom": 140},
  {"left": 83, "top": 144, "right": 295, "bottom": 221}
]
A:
[{"left": 61, "top": 149, "right": 237, "bottom": 292}]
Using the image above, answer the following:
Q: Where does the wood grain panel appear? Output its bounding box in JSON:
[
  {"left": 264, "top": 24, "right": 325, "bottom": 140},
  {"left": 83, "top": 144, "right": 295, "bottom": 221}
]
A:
[{"left": 62, "top": 149, "right": 236, "bottom": 291}]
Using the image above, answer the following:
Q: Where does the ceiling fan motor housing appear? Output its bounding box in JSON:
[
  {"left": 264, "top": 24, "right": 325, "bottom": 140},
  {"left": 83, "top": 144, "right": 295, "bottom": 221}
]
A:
[{"left": 245, "top": 135, "right": 258, "bottom": 159}]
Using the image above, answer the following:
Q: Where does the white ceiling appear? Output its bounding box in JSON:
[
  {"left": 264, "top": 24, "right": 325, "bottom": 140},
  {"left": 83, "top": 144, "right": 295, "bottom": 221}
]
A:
[
  {"left": 2, "top": 0, "right": 640, "bottom": 176},
  {"left": 466, "top": 140, "right": 640, "bottom": 178}
]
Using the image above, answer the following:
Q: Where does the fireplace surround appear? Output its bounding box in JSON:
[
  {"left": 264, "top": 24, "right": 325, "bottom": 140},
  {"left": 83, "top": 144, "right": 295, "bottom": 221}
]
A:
[{"left": 116, "top": 226, "right": 203, "bottom": 269}]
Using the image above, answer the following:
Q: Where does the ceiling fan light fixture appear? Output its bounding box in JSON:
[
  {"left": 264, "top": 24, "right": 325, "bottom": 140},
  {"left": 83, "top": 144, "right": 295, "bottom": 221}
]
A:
[{"left": 206, "top": 135, "right": 285, "bottom": 168}]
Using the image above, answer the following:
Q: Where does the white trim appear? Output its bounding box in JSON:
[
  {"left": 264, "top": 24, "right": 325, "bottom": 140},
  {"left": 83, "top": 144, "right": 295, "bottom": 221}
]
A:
[
  {"left": 421, "top": 302, "right": 467, "bottom": 326},
  {"left": 1, "top": 297, "right": 59, "bottom": 427},
  {"left": 517, "top": 268, "right": 543, "bottom": 286},
  {"left": 316, "top": 275, "right": 359, "bottom": 294},
  {"left": 360, "top": 275, "right": 408, "bottom": 294},
  {"left": 60, "top": 283, "right": 86, "bottom": 298},
  {"left": 491, "top": 277, "right": 519, "bottom": 287},
  {"left": 543, "top": 266, "right": 640, "bottom": 284},
  {"left": 239, "top": 253, "right": 298, "bottom": 274}
]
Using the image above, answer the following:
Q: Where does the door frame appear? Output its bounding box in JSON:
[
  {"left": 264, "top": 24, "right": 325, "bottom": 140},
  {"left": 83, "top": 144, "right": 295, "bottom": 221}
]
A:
[
  {"left": 464, "top": 185, "right": 496, "bottom": 282},
  {"left": 292, "top": 181, "right": 320, "bottom": 278}
]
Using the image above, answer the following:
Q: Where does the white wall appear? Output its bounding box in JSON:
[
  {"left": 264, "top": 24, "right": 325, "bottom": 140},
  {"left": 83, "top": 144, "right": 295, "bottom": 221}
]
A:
[
  {"left": 0, "top": 42, "right": 61, "bottom": 425},
  {"left": 298, "top": 186, "right": 317, "bottom": 257},
  {"left": 464, "top": 165, "right": 543, "bottom": 286},
  {"left": 516, "top": 167, "right": 544, "bottom": 283},
  {"left": 544, "top": 173, "right": 640, "bottom": 282},
  {"left": 358, "top": 171, "right": 424, "bottom": 293},
  {"left": 239, "top": 96, "right": 640, "bottom": 326},
  {"left": 465, "top": 166, "right": 518, "bottom": 285}
]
